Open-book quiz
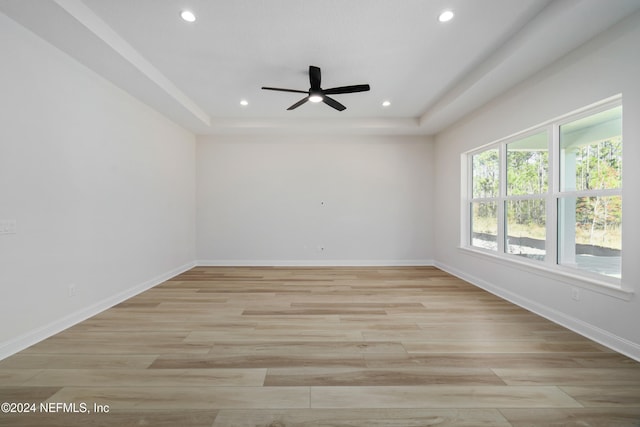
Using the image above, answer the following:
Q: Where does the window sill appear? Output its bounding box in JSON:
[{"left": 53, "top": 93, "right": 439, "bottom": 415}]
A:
[{"left": 458, "top": 246, "right": 633, "bottom": 301}]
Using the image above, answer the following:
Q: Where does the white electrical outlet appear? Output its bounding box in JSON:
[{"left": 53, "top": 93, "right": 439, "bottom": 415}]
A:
[
  {"left": 571, "top": 287, "right": 580, "bottom": 301},
  {"left": 0, "top": 220, "right": 16, "bottom": 235},
  {"left": 68, "top": 284, "right": 77, "bottom": 297}
]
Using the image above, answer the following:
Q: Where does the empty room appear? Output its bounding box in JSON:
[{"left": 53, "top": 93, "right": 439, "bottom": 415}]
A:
[{"left": 1, "top": 0, "right": 640, "bottom": 426}]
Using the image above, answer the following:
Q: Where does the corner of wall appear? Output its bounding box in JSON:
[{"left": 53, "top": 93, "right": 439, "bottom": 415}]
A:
[
  {"left": 0, "top": 261, "right": 196, "bottom": 361},
  {"left": 434, "top": 261, "right": 640, "bottom": 362}
]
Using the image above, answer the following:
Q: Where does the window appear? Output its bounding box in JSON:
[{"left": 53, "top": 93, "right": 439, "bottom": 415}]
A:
[
  {"left": 471, "top": 149, "right": 499, "bottom": 251},
  {"left": 506, "top": 131, "right": 548, "bottom": 260},
  {"left": 465, "top": 99, "right": 622, "bottom": 286},
  {"left": 558, "top": 106, "right": 622, "bottom": 278}
]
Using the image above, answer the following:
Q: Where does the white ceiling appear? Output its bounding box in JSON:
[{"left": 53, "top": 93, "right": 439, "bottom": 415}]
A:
[{"left": 2, "top": 0, "right": 640, "bottom": 135}]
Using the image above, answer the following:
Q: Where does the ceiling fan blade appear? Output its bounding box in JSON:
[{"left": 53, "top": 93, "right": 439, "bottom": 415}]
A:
[
  {"left": 309, "top": 66, "right": 321, "bottom": 90},
  {"left": 323, "top": 84, "right": 370, "bottom": 95},
  {"left": 287, "top": 97, "right": 309, "bottom": 110},
  {"left": 322, "top": 95, "right": 346, "bottom": 111},
  {"left": 262, "top": 86, "right": 308, "bottom": 94}
]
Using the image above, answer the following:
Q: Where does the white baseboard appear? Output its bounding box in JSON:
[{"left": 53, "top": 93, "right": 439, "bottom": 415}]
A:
[
  {"left": 0, "top": 261, "right": 196, "bottom": 361},
  {"left": 196, "top": 259, "right": 435, "bottom": 267},
  {"left": 434, "top": 261, "right": 640, "bottom": 362}
]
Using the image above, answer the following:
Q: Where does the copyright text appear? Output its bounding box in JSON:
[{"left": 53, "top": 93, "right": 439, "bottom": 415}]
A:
[{"left": 1, "top": 401, "right": 110, "bottom": 414}]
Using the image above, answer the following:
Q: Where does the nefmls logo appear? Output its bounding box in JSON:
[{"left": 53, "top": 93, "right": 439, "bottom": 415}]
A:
[{"left": 40, "top": 402, "right": 89, "bottom": 413}]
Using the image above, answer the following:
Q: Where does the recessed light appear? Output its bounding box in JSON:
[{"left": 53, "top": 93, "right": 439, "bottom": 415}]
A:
[
  {"left": 382, "top": 100, "right": 391, "bottom": 107},
  {"left": 240, "top": 99, "right": 249, "bottom": 106},
  {"left": 180, "top": 10, "right": 196, "bottom": 22},
  {"left": 438, "top": 10, "right": 454, "bottom": 23}
]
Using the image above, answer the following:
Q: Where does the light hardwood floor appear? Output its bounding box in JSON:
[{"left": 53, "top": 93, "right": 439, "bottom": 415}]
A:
[{"left": 1, "top": 266, "right": 640, "bottom": 426}]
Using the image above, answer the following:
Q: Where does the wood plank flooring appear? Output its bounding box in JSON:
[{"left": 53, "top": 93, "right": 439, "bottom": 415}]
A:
[{"left": 1, "top": 266, "right": 640, "bottom": 426}]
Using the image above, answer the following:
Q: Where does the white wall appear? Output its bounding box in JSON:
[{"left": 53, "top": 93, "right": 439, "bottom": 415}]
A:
[
  {"left": 0, "top": 13, "right": 196, "bottom": 357},
  {"left": 196, "top": 134, "right": 434, "bottom": 265},
  {"left": 433, "top": 12, "right": 640, "bottom": 359}
]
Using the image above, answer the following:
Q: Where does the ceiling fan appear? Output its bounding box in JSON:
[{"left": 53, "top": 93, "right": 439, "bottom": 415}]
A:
[{"left": 262, "top": 65, "right": 370, "bottom": 111}]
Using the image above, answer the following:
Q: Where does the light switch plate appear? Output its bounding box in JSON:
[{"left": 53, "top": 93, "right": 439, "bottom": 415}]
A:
[{"left": 0, "top": 220, "right": 17, "bottom": 234}]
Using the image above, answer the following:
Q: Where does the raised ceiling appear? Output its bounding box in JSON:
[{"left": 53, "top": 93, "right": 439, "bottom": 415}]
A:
[{"left": 1, "top": 0, "right": 639, "bottom": 135}]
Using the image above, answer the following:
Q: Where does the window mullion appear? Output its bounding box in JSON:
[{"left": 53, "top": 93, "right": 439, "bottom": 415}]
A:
[
  {"left": 547, "top": 123, "right": 559, "bottom": 268},
  {"left": 464, "top": 154, "right": 472, "bottom": 247},
  {"left": 497, "top": 143, "right": 507, "bottom": 254}
]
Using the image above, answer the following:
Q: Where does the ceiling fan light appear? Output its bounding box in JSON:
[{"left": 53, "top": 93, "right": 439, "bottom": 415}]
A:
[
  {"left": 438, "top": 10, "right": 454, "bottom": 23},
  {"left": 309, "top": 94, "right": 323, "bottom": 103},
  {"left": 180, "top": 10, "right": 196, "bottom": 22}
]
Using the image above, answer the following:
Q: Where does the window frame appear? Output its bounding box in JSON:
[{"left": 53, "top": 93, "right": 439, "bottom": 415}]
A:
[{"left": 461, "top": 96, "right": 628, "bottom": 299}]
